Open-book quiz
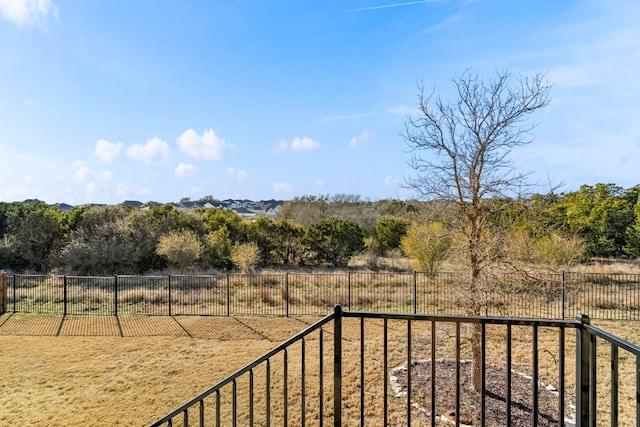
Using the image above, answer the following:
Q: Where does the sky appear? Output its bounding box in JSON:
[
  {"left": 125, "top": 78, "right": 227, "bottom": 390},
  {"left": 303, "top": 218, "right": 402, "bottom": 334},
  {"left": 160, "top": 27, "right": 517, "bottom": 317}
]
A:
[{"left": 1, "top": 0, "right": 639, "bottom": 205}]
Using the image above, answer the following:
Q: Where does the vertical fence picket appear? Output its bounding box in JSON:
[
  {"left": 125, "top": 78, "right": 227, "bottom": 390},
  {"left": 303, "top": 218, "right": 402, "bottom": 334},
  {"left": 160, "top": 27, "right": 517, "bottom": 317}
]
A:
[
  {"left": 114, "top": 275, "right": 118, "bottom": 316},
  {"left": 63, "top": 275, "right": 67, "bottom": 315},
  {"left": 226, "top": 273, "right": 230, "bottom": 317},
  {"left": 285, "top": 273, "right": 289, "bottom": 317},
  {"left": 168, "top": 275, "right": 172, "bottom": 316},
  {"left": 12, "top": 274, "right": 16, "bottom": 313},
  {"left": 611, "top": 343, "right": 618, "bottom": 427}
]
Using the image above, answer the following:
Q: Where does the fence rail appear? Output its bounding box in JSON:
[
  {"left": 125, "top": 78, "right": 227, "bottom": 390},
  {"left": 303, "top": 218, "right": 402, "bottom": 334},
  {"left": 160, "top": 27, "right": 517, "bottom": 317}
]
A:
[
  {"left": 3, "top": 271, "right": 640, "bottom": 319},
  {"left": 148, "top": 307, "right": 640, "bottom": 426}
]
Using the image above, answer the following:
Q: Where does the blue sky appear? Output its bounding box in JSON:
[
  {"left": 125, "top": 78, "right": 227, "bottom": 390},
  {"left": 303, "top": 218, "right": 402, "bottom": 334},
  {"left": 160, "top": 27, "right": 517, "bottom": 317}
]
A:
[{"left": 1, "top": 0, "right": 639, "bottom": 204}]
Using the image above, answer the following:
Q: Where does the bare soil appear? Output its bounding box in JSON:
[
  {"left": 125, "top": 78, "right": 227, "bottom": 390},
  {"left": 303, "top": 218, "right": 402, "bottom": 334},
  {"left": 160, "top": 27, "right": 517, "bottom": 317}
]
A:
[{"left": 392, "top": 360, "right": 572, "bottom": 426}]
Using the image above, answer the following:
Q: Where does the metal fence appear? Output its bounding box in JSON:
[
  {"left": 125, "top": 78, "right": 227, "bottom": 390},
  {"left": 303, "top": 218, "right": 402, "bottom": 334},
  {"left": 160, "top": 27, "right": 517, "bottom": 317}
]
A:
[
  {"left": 0, "top": 271, "right": 7, "bottom": 314},
  {"left": 148, "top": 306, "right": 640, "bottom": 426},
  {"left": 3, "top": 271, "right": 640, "bottom": 319}
]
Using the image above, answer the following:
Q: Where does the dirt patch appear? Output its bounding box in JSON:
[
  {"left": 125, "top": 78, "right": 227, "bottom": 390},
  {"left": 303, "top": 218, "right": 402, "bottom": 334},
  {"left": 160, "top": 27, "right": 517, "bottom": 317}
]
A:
[{"left": 391, "top": 359, "right": 574, "bottom": 426}]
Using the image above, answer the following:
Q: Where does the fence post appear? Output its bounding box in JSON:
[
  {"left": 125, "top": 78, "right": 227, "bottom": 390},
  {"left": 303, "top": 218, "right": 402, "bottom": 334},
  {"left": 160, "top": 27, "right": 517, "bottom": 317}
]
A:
[
  {"left": 13, "top": 275, "right": 17, "bottom": 313},
  {"left": 562, "top": 271, "right": 566, "bottom": 319},
  {"left": 168, "top": 275, "right": 172, "bottom": 317},
  {"left": 285, "top": 273, "right": 289, "bottom": 317},
  {"left": 114, "top": 275, "right": 118, "bottom": 316},
  {"left": 333, "top": 304, "right": 343, "bottom": 427},
  {"left": 347, "top": 272, "right": 351, "bottom": 310},
  {"left": 0, "top": 270, "right": 6, "bottom": 315},
  {"left": 413, "top": 271, "right": 418, "bottom": 314},
  {"left": 226, "top": 273, "right": 230, "bottom": 317},
  {"left": 63, "top": 275, "right": 68, "bottom": 316},
  {"left": 576, "top": 313, "right": 591, "bottom": 427}
]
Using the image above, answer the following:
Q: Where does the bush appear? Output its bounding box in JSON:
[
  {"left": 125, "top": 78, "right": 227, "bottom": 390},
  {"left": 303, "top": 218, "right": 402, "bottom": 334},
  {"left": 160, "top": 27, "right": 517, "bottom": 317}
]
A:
[
  {"left": 156, "top": 230, "right": 204, "bottom": 272},
  {"left": 231, "top": 242, "right": 261, "bottom": 273},
  {"left": 401, "top": 221, "right": 451, "bottom": 275},
  {"left": 303, "top": 218, "right": 365, "bottom": 267}
]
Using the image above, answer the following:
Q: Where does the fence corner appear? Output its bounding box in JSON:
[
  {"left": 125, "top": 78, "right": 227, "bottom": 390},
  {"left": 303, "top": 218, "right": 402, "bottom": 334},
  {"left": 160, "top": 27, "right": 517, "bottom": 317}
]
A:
[
  {"left": 575, "top": 313, "right": 591, "bottom": 426},
  {"left": 0, "top": 270, "right": 7, "bottom": 315}
]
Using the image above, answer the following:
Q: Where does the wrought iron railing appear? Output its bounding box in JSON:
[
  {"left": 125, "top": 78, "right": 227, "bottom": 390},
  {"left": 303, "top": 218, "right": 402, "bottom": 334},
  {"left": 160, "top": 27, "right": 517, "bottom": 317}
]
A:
[
  {"left": 4, "top": 272, "right": 640, "bottom": 319},
  {"left": 147, "top": 306, "right": 640, "bottom": 426}
]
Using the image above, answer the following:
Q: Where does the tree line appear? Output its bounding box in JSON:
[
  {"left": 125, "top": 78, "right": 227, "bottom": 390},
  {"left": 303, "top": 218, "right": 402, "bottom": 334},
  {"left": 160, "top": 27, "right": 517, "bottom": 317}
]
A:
[{"left": 0, "top": 182, "right": 638, "bottom": 275}]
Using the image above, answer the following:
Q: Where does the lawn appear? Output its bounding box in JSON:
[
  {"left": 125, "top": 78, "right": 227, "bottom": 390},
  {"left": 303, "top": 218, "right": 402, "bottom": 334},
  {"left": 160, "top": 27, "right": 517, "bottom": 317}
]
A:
[
  {"left": 0, "top": 314, "right": 319, "bottom": 426},
  {"left": 0, "top": 313, "right": 638, "bottom": 426}
]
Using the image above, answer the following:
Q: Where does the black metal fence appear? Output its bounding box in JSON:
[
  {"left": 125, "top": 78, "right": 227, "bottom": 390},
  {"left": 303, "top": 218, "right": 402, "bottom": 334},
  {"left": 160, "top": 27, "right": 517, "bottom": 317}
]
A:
[
  {"left": 148, "top": 306, "right": 640, "bottom": 426},
  {"left": 0, "top": 271, "right": 6, "bottom": 314},
  {"left": 3, "top": 271, "right": 640, "bottom": 319}
]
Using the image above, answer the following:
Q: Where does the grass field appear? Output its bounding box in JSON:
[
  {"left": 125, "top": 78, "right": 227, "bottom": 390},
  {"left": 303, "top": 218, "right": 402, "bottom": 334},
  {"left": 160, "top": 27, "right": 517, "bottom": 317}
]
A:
[
  {"left": 0, "top": 314, "right": 320, "bottom": 426},
  {"left": 0, "top": 313, "right": 638, "bottom": 426}
]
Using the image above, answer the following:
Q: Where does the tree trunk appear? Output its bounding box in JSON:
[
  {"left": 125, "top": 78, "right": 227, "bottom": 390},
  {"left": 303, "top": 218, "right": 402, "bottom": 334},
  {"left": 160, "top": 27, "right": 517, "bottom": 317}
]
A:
[{"left": 469, "top": 219, "right": 483, "bottom": 392}]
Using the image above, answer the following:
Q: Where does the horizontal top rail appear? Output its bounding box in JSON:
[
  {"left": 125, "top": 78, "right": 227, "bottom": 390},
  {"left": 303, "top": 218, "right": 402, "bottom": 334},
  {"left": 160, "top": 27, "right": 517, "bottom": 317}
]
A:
[
  {"left": 342, "top": 309, "right": 580, "bottom": 328},
  {"left": 583, "top": 323, "right": 640, "bottom": 355}
]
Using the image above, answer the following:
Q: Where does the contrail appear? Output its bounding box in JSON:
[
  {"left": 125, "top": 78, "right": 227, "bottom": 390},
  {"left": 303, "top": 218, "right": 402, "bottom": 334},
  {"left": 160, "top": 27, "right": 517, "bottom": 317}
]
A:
[
  {"left": 162, "top": 0, "right": 246, "bottom": 47},
  {"left": 341, "top": 0, "right": 439, "bottom": 13}
]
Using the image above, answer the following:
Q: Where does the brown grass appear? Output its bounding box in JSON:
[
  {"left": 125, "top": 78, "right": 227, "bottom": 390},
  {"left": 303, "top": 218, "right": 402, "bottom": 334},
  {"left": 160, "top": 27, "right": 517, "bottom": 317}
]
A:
[
  {"left": 0, "top": 314, "right": 318, "bottom": 426},
  {"left": 0, "top": 314, "right": 638, "bottom": 426},
  {"left": 573, "top": 259, "right": 640, "bottom": 274}
]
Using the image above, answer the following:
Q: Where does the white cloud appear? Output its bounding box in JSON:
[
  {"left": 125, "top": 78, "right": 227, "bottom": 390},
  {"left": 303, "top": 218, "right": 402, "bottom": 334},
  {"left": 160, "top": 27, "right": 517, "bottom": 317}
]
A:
[
  {"left": 420, "top": 12, "right": 463, "bottom": 35},
  {"left": 291, "top": 136, "right": 320, "bottom": 152},
  {"left": 384, "top": 175, "right": 400, "bottom": 188},
  {"left": 273, "top": 139, "right": 289, "bottom": 153},
  {"left": 349, "top": 129, "right": 373, "bottom": 149},
  {"left": 73, "top": 161, "right": 112, "bottom": 194},
  {"left": 226, "top": 167, "right": 248, "bottom": 183},
  {"left": 273, "top": 137, "right": 320, "bottom": 153},
  {"left": 93, "top": 139, "right": 124, "bottom": 164},
  {"left": 272, "top": 181, "right": 293, "bottom": 194},
  {"left": 518, "top": 130, "right": 640, "bottom": 191},
  {"left": 387, "top": 105, "right": 415, "bottom": 115},
  {"left": 177, "top": 128, "right": 228, "bottom": 160},
  {"left": 23, "top": 98, "right": 36, "bottom": 106},
  {"left": 115, "top": 182, "right": 149, "bottom": 198},
  {"left": 0, "top": 0, "right": 58, "bottom": 27},
  {"left": 537, "top": 3, "right": 640, "bottom": 91},
  {"left": 320, "top": 111, "right": 376, "bottom": 123},
  {"left": 126, "top": 137, "right": 170, "bottom": 165},
  {"left": 174, "top": 162, "right": 198, "bottom": 177}
]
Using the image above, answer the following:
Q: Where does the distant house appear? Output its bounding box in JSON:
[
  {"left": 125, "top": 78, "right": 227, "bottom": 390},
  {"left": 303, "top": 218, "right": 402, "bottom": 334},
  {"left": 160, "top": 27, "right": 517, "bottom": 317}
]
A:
[
  {"left": 121, "top": 200, "right": 143, "bottom": 208},
  {"left": 55, "top": 203, "right": 74, "bottom": 212},
  {"left": 180, "top": 201, "right": 197, "bottom": 209}
]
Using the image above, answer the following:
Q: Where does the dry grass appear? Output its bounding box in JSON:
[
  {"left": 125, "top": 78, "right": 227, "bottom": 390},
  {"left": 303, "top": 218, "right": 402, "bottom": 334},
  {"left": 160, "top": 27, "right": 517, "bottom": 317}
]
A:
[
  {"left": 573, "top": 259, "right": 640, "bottom": 274},
  {"left": 0, "top": 313, "right": 638, "bottom": 426},
  {"left": 0, "top": 314, "right": 318, "bottom": 426}
]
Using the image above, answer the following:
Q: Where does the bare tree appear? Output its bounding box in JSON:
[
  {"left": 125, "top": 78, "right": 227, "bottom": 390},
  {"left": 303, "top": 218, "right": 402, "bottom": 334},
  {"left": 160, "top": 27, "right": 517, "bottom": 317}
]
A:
[{"left": 402, "top": 69, "right": 551, "bottom": 390}]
